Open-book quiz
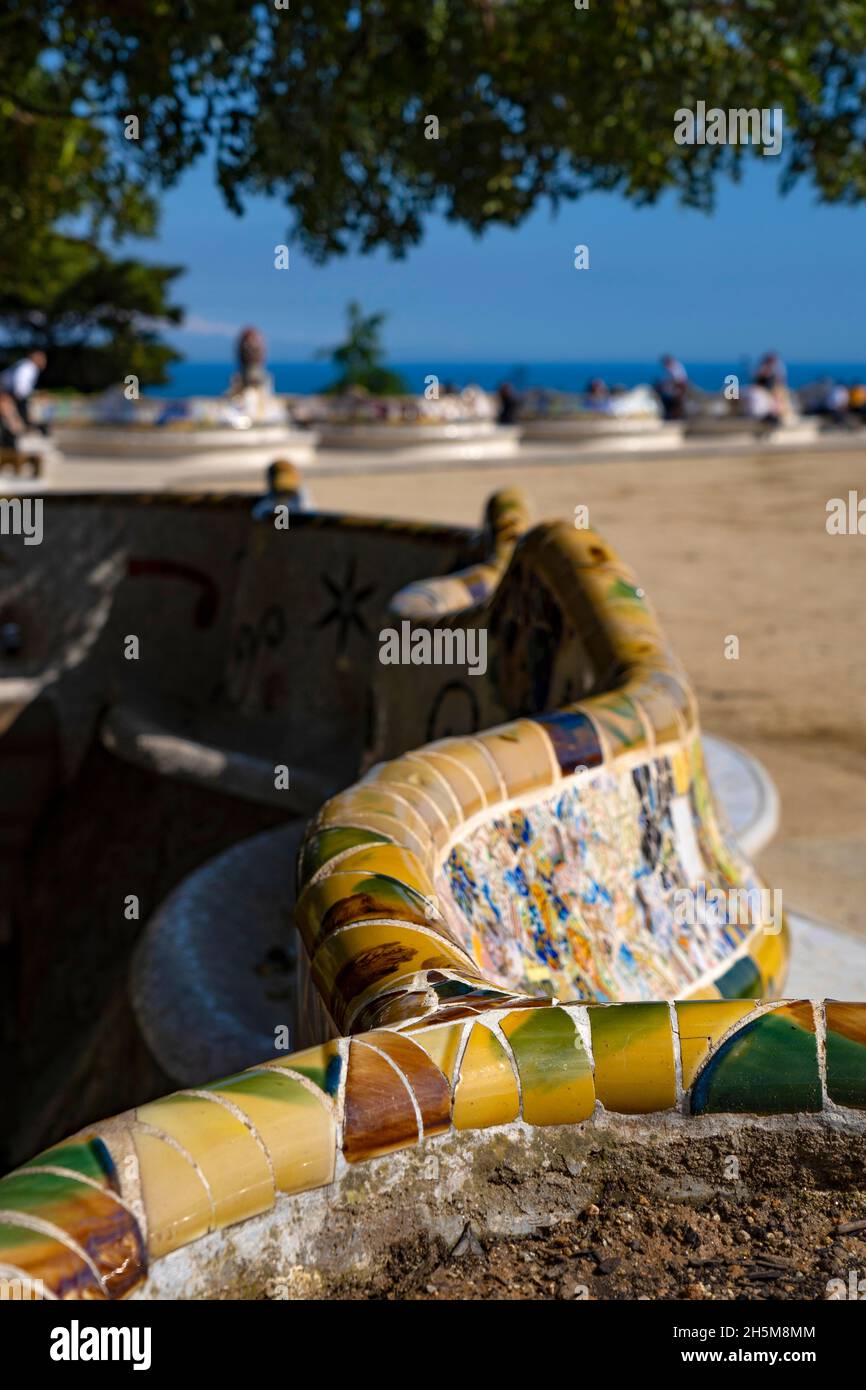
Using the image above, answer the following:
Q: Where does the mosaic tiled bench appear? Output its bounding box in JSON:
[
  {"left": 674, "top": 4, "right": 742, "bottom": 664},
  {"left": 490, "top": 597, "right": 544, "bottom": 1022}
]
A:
[{"left": 2, "top": 514, "right": 865, "bottom": 1300}]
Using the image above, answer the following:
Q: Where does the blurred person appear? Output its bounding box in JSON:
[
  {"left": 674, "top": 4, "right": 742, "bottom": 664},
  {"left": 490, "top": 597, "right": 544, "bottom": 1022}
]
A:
[
  {"left": 754, "top": 351, "right": 787, "bottom": 391},
  {"left": 252, "top": 459, "right": 311, "bottom": 521},
  {"left": 584, "top": 377, "right": 611, "bottom": 412},
  {"left": 656, "top": 354, "right": 689, "bottom": 419},
  {"left": 824, "top": 382, "right": 850, "bottom": 426},
  {"left": 741, "top": 382, "right": 779, "bottom": 425},
  {"left": 848, "top": 381, "right": 866, "bottom": 421},
  {"left": 497, "top": 380, "right": 519, "bottom": 425},
  {"left": 753, "top": 351, "right": 790, "bottom": 423},
  {"left": 0, "top": 351, "right": 46, "bottom": 430}
]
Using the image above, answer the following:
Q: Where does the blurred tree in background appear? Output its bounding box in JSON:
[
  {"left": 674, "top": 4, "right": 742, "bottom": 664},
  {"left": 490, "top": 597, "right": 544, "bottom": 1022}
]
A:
[
  {"left": 2, "top": 0, "right": 866, "bottom": 382},
  {"left": 1, "top": 66, "right": 181, "bottom": 387},
  {"left": 317, "top": 301, "right": 408, "bottom": 394},
  {"left": 0, "top": 234, "right": 182, "bottom": 391}
]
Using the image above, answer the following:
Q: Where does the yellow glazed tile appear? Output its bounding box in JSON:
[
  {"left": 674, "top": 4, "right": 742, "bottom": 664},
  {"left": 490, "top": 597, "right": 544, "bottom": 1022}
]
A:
[
  {"left": 427, "top": 737, "right": 507, "bottom": 802},
  {"left": 407, "top": 1022, "right": 466, "bottom": 1084},
  {"left": 132, "top": 1128, "right": 212, "bottom": 1259},
  {"left": 315, "top": 788, "right": 431, "bottom": 844},
  {"left": 629, "top": 690, "right": 683, "bottom": 747},
  {"left": 312, "top": 922, "right": 474, "bottom": 1028},
  {"left": 473, "top": 720, "right": 557, "bottom": 799},
  {"left": 582, "top": 692, "right": 649, "bottom": 756},
  {"left": 296, "top": 866, "right": 439, "bottom": 956},
  {"left": 358, "top": 778, "right": 453, "bottom": 852},
  {"left": 366, "top": 758, "right": 463, "bottom": 827},
  {"left": 321, "top": 810, "right": 432, "bottom": 867},
  {"left": 635, "top": 668, "right": 696, "bottom": 731},
  {"left": 620, "top": 671, "right": 687, "bottom": 747},
  {"left": 325, "top": 844, "right": 436, "bottom": 895},
  {"left": 675, "top": 1001, "right": 759, "bottom": 1090},
  {"left": 136, "top": 1093, "right": 273, "bottom": 1228},
  {"left": 546, "top": 530, "right": 619, "bottom": 569},
  {"left": 205, "top": 1070, "right": 336, "bottom": 1194},
  {"left": 588, "top": 1003, "right": 676, "bottom": 1113},
  {"left": 452, "top": 1023, "right": 520, "bottom": 1130},
  {"left": 500, "top": 1007, "right": 595, "bottom": 1125},
  {"left": 750, "top": 916, "right": 790, "bottom": 997},
  {"left": 260, "top": 1041, "right": 342, "bottom": 1098},
  {"left": 411, "top": 751, "right": 487, "bottom": 820},
  {"left": 671, "top": 746, "right": 692, "bottom": 796}
]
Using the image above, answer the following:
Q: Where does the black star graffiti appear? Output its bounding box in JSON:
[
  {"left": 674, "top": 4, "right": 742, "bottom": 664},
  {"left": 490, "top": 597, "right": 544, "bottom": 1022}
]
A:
[{"left": 316, "top": 557, "right": 376, "bottom": 653}]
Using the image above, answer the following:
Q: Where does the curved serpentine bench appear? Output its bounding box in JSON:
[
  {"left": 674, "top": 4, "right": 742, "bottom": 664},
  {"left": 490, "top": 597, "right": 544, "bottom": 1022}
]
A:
[{"left": 1, "top": 522, "right": 865, "bottom": 1300}]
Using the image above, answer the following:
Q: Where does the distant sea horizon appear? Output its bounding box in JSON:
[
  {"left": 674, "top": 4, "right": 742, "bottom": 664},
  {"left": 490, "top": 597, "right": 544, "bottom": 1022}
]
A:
[{"left": 151, "top": 359, "right": 866, "bottom": 398}]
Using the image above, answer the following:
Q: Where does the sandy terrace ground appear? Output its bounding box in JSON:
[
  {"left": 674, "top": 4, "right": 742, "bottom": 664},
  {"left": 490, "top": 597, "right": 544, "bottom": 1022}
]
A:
[{"left": 313, "top": 447, "right": 866, "bottom": 938}]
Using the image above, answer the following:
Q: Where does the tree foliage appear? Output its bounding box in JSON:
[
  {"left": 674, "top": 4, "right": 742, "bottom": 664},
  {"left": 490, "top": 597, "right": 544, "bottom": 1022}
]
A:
[
  {"left": 317, "top": 301, "right": 407, "bottom": 394},
  {"left": 3, "top": 1, "right": 866, "bottom": 262},
  {"left": 0, "top": 234, "right": 183, "bottom": 391},
  {"left": 0, "top": 63, "right": 180, "bottom": 390}
]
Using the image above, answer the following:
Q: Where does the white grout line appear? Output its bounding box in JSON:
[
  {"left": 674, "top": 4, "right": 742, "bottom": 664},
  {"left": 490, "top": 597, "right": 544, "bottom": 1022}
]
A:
[
  {"left": 0, "top": 1210, "right": 108, "bottom": 1296},
  {"left": 134, "top": 1121, "right": 217, "bottom": 1228}
]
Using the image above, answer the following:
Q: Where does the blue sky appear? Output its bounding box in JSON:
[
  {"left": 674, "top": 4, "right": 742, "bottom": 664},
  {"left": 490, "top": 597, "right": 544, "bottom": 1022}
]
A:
[{"left": 137, "top": 157, "right": 866, "bottom": 363}]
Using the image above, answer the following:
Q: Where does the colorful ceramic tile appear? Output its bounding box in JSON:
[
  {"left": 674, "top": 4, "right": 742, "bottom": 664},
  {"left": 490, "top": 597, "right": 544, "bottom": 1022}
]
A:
[
  {"left": 452, "top": 1023, "right": 520, "bottom": 1130},
  {"left": 412, "top": 750, "right": 488, "bottom": 820},
  {"left": 474, "top": 721, "right": 557, "bottom": 798},
  {"left": 675, "top": 1000, "right": 758, "bottom": 1090},
  {"left": 296, "top": 866, "right": 441, "bottom": 957},
  {"left": 623, "top": 675, "right": 686, "bottom": 747},
  {"left": 426, "top": 737, "right": 507, "bottom": 802},
  {"left": 582, "top": 692, "right": 648, "bottom": 755},
  {"left": 500, "top": 1007, "right": 595, "bottom": 1125},
  {"left": 690, "top": 1002, "right": 821, "bottom": 1115},
  {"left": 133, "top": 1129, "right": 212, "bottom": 1260},
  {"left": 0, "top": 1220, "right": 104, "bottom": 1299},
  {"left": 343, "top": 1039, "right": 420, "bottom": 1161},
  {"left": 0, "top": 1168, "right": 145, "bottom": 1298},
  {"left": 532, "top": 708, "right": 604, "bottom": 776},
  {"left": 262, "top": 1041, "right": 343, "bottom": 1098},
  {"left": 325, "top": 844, "right": 437, "bottom": 895},
  {"left": 19, "top": 1136, "right": 116, "bottom": 1186},
  {"left": 311, "top": 921, "right": 475, "bottom": 1032},
  {"left": 359, "top": 779, "right": 454, "bottom": 852},
  {"left": 825, "top": 1003, "right": 866, "bottom": 1109},
  {"left": 298, "top": 826, "right": 393, "bottom": 889},
  {"left": 352, "top": 987, "right": 439, "bottom": 1034},
  {"left": 589, "top": 1003, "right": 677, "bottom": 1112},
  {"left": 406, "top": 1022, "right": 466, "bottom": 1084},
  {"left": 315, "top": 788, "right": 431, "bottom": 845},
  {"left": 541, "top": 528, "right": 618, "bottom": 571},
  {"left": 204, "top": 1069, "right": 336, "bottom": 1194},
  {"left": 713, "top": 953, "right": 764, "bottom": 1001},
  {"left": 367, "top": 758, "right": 463, "bottom": 829},
  {"left": 136, "top": 1094, "right": 274, "bottom": 1228},
  {"left": 637, "top": 669, "right": 696, "bottom": 734},
  {"left": 751, "top": 919, "right": 790, "bottom": 997},
  {"left": 314, "top": 811, "right": 433, "bottom": 869},
  {"left": 362, "top": 1032, "right": 452, "bottom": 1135}
]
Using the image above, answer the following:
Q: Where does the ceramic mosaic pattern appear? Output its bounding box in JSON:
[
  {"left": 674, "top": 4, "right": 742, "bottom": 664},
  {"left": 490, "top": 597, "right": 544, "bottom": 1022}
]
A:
[
  {"left": 435, "top": 739, "right": 770, "bottom": 1003},
  {"left": 3, "top": 514, "right": 865, "bottom": 1301},
  {"left": 1, "top": 1000, "right": 862, "bottom": 1300}
]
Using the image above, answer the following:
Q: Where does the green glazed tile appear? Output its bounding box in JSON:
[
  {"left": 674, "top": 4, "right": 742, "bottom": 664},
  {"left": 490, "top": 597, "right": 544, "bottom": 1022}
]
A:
[
  {"left": 690, "top": 1003, "right": 820, "bottom": 1115},
  {"left": 825, "top": 1003, "right": 866, "bottom": 1109}
]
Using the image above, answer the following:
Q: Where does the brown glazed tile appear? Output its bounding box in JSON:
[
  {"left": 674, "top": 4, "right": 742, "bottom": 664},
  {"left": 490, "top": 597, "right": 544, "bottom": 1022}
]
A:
[
  {"left": 343, "top": 1039, "right": 420, "bottom": 1162},
  {"left": 364, "top": 1031, "right": 452, "bottom": 1136}
]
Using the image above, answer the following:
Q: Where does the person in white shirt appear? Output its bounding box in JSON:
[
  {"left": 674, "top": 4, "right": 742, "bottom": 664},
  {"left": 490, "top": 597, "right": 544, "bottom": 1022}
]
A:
[{"left": 0, "top": 351, "right": 46, "bottom": 431}]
